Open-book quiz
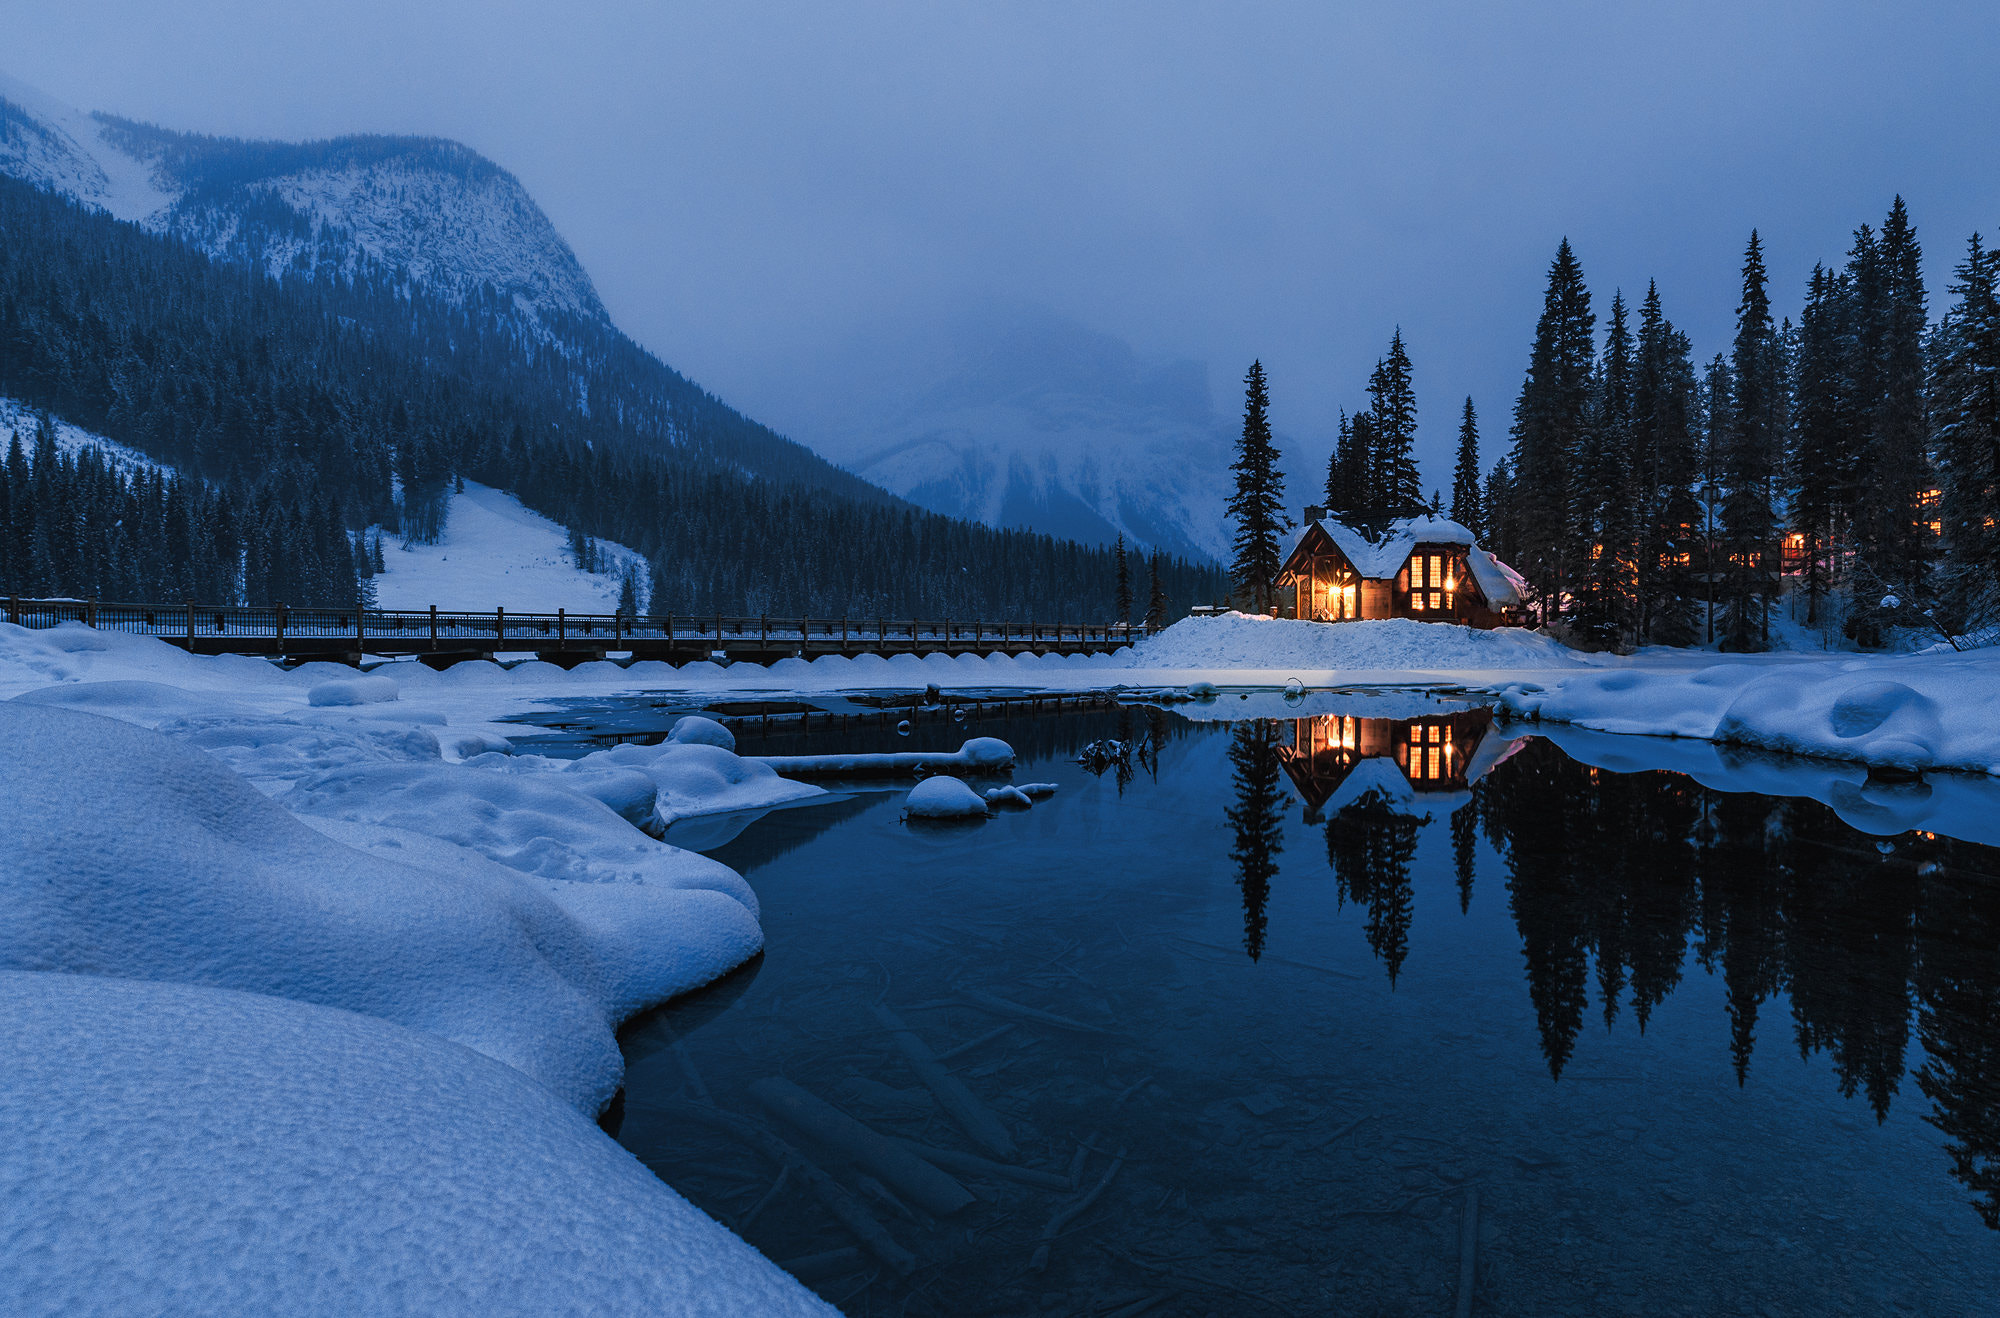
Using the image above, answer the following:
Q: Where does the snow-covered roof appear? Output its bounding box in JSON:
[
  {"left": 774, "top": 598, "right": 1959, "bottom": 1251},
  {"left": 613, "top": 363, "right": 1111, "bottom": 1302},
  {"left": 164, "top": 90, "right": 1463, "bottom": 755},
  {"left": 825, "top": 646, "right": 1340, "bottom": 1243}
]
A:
[{"left": 1291, "top": 515, "right": 1526, "bottom": 609}]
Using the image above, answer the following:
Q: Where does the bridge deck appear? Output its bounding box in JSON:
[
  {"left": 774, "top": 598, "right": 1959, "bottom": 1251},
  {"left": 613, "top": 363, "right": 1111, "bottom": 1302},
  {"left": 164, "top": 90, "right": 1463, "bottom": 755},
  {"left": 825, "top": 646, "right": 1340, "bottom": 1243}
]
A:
[{"left": 4, "top": 599, "right": 1143, "bottom": 667}]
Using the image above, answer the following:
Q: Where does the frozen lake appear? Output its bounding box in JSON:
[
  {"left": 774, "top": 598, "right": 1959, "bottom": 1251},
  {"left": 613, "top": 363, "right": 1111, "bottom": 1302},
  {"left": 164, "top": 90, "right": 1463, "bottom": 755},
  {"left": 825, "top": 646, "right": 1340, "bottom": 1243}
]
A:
[{"left": 537, "top": 695, "right": 2000, "bottom": 1316}]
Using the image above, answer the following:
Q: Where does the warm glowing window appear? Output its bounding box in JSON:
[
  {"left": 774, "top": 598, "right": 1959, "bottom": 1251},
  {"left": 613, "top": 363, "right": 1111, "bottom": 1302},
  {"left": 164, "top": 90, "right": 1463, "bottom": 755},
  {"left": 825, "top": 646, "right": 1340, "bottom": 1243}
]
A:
[
  {"left": 1412, "top": 592, "right": 1426, "bottom": 611},
  {"left": 1428, "top": 746, "right": 1441, "bottom": 780}
]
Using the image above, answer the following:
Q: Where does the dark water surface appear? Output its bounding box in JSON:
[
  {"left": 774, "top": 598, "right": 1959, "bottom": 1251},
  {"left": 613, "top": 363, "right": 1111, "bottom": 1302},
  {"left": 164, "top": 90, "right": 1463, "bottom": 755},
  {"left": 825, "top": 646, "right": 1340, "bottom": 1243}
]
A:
[{"left": 593, "top": 698, "right": 1998, "bottom": 1316}]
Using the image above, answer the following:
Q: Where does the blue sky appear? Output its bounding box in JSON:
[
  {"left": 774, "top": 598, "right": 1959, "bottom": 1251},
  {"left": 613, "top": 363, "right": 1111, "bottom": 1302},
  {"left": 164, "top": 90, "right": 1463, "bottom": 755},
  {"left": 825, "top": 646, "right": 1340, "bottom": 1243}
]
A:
[{"left": 5, "top": 1, "right": 1997, "bottom": 488}]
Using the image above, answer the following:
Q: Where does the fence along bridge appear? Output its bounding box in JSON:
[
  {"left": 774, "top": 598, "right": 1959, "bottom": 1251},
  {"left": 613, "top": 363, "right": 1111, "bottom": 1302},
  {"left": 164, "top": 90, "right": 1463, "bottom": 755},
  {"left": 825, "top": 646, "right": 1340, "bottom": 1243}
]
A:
[{"left": 4, "top": 598, "right": 1143, "bottom": 667}]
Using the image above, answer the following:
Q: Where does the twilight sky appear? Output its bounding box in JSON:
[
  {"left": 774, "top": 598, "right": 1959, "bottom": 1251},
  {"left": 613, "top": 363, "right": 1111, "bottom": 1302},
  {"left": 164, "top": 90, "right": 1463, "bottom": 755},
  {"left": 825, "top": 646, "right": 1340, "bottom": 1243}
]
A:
[{"left": 5, "top": 1, "right": 1997, "bottom": 488}]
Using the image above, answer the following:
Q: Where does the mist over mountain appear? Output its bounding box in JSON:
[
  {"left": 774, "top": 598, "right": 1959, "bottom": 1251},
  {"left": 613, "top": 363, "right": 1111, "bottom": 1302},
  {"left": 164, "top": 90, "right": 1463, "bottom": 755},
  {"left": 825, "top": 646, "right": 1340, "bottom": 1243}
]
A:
[{"left": 748, "top": 303, "right": 1267, "bottom": 564}]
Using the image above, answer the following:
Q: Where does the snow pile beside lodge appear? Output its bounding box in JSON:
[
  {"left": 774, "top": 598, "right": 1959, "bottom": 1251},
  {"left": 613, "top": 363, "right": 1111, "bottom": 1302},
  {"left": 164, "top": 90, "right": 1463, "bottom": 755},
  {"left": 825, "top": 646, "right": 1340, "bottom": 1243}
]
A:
[{"left": 1274, "top": 511, "right": 1528, "bottom": 629}]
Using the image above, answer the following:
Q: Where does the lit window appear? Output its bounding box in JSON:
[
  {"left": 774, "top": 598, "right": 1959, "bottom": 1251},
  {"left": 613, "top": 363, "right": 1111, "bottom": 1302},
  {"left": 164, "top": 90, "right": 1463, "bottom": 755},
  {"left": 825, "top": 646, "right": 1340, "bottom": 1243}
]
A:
[
  {"left": 1412, "top": 592, "right": 1426, "bottom": 611},
  {"left": 1428, "top": 746, "right": 1441, "bottom": 780}
]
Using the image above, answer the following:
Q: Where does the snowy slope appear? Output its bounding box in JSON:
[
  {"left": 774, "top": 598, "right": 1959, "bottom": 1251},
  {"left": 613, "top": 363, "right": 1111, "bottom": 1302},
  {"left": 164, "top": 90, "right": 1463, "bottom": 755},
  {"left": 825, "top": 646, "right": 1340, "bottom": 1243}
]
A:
[
  {"left": 0, "top": 396, "right": 169, "bottom": 477},
  {"left": 0, "top": 71, "right": 172, "bottom": 222},
  {"left": 0, "top": 73, "right": 603, "bottom": 333},
  {"left": 373, "top": 482, "right": 646, "bottom": 614}
]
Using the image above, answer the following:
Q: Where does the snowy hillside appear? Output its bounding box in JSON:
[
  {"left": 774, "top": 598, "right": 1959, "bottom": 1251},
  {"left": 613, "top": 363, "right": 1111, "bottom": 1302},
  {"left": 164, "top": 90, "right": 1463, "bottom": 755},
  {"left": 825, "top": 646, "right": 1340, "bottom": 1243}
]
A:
[
  {"left": 0, "top": 73, "right": 604, "bottom": 333},
  {"left": 768, "top": 305, "right": 1237, "bottom": 563},
  {"left": 0, "top": 397, "right": 168, "bottom": 477},
  {"left": 372, "top": 483, "right": 646, "bottom": 614}
]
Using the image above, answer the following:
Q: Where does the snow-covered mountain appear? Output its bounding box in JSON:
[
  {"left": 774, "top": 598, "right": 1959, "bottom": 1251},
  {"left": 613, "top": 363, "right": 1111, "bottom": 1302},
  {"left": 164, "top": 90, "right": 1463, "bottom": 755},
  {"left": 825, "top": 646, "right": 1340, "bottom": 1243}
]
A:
[
  {"left": 0, "top": 72, "right": 603, "bottom": 335},
  {"left": 763, "top": 304, "right": 1239, "bottom": 563}
]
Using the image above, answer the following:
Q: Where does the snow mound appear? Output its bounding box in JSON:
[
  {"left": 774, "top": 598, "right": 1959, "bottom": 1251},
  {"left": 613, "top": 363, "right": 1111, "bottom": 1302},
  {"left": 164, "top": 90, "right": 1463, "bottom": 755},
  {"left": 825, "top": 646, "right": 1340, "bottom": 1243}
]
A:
[
  {"left": 0, "top": 703, "right": 760, "bottom": 1113},
  {"left": 984, "top": 785, "right": 1034, "bottom": 808},
  {"left": 570, "top": 740, "right": 823, "bottom": 827},
  {"left": 1127, "top": 614, "right": 1585, "bottom": 674},
  {"left": 669, "top": 714, "right": 737, "bottom": 751},
  {"left": 307, "top": 674, "right": 398, "bottom": 706},
  {"left": 905, "top": 776, "right": 989, "bottom": 819},
  {"left": 0, "top": 972, "right": 831, "bottom": 1317}
]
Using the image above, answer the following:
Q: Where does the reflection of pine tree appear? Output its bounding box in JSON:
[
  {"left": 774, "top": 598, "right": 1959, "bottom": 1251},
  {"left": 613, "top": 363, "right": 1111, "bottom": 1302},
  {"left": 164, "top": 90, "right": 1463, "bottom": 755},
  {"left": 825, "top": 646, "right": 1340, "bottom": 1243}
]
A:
[
  {"left": 1325, "top": 792, "right": 1419, "bottom": 985},
  {"left": 1226, "top": 722, "right": 1289, "bottom": 962},
  {"left": 1778, "top": 808, "right": 1916, "bottom": 1120},
  {"left": 1694, "top": 793, "right": 1787, "bottom": 1084},
  {"left": 1451, "top": 796, "right": 1478, "bottom": 914},
  {"left": 1914, "top": 844, "right": 2000, "bottom": 1229}
]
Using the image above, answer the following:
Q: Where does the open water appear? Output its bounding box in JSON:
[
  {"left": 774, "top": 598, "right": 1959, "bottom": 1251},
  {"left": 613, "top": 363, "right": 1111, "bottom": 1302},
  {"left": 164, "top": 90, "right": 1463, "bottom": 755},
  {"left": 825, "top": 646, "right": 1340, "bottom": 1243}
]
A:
[{"left": 539, "top": 693, "right": 2000, "bottom": 1316}]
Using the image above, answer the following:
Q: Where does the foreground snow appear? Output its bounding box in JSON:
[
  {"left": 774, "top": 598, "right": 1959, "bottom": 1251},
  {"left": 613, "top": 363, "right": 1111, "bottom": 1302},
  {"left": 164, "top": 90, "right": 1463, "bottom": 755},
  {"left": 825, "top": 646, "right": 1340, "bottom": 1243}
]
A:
[{"left": 0, "top": 972, "right": 830, "bottom": 1317}]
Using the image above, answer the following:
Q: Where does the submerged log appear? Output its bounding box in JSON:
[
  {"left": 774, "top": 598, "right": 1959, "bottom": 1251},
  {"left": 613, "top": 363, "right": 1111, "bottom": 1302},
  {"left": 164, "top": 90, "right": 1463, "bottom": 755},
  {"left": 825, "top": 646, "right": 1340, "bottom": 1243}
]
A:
[
  {"left": 652, "top": 1100, "right": 917, "bottom": 1276},
  {"left": 886, "top": 1137, "right": 1072, "bottom": 1190},
  {"left": 748, "top": 1076, "right": 976, "bottom": 1217},
  {"left": 1455, "top": 1186, "right": 1480, "bottom": 1318},
  {"left": 1030, "top": 1148, "right": 1126, "bottom": 1271},
  {"left": 954, "top": 987, "right": 1112, "bottom": 1034},
  {"left": 873, "top": 1004, "right": 1019, "bottom": 1160}
]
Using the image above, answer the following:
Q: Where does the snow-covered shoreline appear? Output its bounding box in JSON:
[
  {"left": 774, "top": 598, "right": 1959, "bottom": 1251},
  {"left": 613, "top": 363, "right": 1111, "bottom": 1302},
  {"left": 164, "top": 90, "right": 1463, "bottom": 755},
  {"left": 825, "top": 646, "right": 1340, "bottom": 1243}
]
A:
[{"left": 8, "top": 609, "right": 2000, "bottom": 1309}]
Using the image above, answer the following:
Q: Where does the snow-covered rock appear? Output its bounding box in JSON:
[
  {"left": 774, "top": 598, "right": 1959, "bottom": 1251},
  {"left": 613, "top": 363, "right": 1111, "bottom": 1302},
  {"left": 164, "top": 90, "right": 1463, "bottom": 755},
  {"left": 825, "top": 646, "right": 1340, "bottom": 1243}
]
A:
[
  {"left": 0, "top": 971, "right": 832, "bottom": 1316},
  {"left": 669, "top": 714, "right": 737, "bottom": 751},
  {"left": 307, "top": 674, "right": 398, "bottom": 706},
  {"left": 905, "top": 775, "right": 989, "bottom": 819},
  {"left": 569, "top": 739, "right": 822, "bottom": 827}
]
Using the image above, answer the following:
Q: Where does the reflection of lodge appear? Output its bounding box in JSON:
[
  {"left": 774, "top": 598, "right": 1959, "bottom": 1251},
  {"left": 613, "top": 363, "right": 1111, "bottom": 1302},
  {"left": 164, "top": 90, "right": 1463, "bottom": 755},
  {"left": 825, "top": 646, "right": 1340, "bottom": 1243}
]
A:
[{"left": 1275, "top": 710, "right": 1498, "bottom": 821}]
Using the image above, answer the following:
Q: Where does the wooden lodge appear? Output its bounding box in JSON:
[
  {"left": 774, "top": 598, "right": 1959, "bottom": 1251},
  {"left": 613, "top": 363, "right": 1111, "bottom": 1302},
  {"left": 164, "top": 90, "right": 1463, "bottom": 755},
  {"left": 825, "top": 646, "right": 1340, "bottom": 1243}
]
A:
[{"left": 1274, "top": 510, "right": 1526, "bottom": 629}]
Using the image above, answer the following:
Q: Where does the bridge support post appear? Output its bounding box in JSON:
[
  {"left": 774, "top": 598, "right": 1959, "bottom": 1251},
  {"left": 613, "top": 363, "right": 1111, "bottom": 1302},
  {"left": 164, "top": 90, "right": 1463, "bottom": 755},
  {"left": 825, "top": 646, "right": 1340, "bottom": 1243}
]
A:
[
  {"left": 276, "top": 603, "right": 286, "bottom": 652},
  {"left": 186, "top": 602, "right": 194, "bottom": 649},
  {"left": 497, "top": 608, "right": 505, "bottom": 645},
  {"left": 430, "top": 605, "right": 438, "bottom": 651},
  {"left": 7, "top": 596, "right": 16, "bottom": 626},
  {"left": 559, "top": 608, "right": 566, "bottom": 646}
]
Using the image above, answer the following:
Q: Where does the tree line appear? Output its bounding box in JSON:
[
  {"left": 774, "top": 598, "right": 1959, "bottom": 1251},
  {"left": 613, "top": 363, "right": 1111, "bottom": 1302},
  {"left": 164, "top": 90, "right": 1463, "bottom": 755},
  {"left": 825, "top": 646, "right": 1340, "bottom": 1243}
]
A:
[
  {"left": 1224, "top": 197, "right": 2000, "bottom": 651},
  {"left": 0, "top": 176, "right": 1225, "bottom": 619}
]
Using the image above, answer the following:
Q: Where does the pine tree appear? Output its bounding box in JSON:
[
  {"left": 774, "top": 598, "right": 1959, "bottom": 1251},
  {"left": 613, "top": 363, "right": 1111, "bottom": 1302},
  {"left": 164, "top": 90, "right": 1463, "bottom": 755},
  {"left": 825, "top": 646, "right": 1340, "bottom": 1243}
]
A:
[
  {"left": 617, "top": 565, "right": 641, "bottom": 620},
  {"left": 1113, "top": 534, "right": 1133, "bottom": 624},
  {"left": 1718, "top": 232, "right": 1784, "bottom": 650},
  {"left": 1366, "top": 330, "right": 1422, "bottom": 521},
  {"left": 1630, "top": 281, "right": 1702, "bottom": 644},
  {"left": 1873, "top": 197, "right": 1936, "bottom": 598},
  {"left": 1227, "top": 360, "right": 1290, "bottom": 612},
  {"left": 1934, "top": 233, "right": 2000, "bottom": 627},
  {"left": 1146, "top": 549, "right": 1168, "bottom": 631},
  {"left": 1484, "top": 458, "right": 1515, "bottom": 560},
  {"left": 1700, "top": 353, "right": 1735, "bottom": 644},
  {"left": 1510, "top": 239, "right": 1597, "bottom": 623},
  {"left": 1573, "top": 290, "right": 1637, "bottom": 646},
  {"left": 1790, "top": 263, "right": 1849, "bottom": 625},
  {"left": 1450, "top": 397, "right": 1483, "bottom": 535}
]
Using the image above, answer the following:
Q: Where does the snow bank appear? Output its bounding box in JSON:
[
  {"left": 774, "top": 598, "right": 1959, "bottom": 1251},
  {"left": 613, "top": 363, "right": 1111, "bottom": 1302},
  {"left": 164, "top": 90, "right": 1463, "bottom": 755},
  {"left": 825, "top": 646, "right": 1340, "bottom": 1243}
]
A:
[
  {"left": 905, "top": 775, "right": 989, "bottom": 819},
  {"left": 1126, "top": 614, "right": 1586, "bottom": 675},
  {"left": 1492, "top": 649, "right": 2000, "bottom": 776},
  {"left": 0, "top": 703, "right": 759, "bottom": 1113},
  {"left": 0, "top": 972, "right": 831, "bottom": 1317}
]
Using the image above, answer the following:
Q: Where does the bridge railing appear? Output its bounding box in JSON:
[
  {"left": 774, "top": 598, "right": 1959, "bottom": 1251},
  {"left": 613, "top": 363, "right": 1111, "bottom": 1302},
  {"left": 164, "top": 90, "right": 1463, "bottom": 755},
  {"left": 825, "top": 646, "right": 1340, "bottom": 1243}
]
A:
[{"left": 3, "top": 598, "right": 1149, "bottom": 649}]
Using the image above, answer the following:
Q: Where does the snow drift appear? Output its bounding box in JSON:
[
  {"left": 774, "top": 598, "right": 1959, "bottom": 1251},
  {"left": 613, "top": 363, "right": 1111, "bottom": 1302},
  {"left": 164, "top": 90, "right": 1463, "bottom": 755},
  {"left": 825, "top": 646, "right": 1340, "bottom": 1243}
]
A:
[
  {"left": 0, "top": 702, "right": 761, "bottom": 1114},
  {"left": 0, "top": 972, "right": 831, "bottom": 1317}
]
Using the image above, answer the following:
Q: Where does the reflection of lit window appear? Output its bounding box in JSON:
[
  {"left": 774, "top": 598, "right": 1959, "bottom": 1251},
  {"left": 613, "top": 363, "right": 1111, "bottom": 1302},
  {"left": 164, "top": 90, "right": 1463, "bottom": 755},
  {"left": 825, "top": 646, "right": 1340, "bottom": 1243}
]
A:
[{"left": 1428, "top": 746, "right": 1441, "bottom": 780}]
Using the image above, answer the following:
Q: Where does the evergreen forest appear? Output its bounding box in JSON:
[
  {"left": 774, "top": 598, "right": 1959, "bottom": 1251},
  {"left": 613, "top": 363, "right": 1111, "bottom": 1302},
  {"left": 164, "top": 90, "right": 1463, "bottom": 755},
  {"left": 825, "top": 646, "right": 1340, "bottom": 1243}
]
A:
[{"left": 0, "top": 176, "right": 1225, "bottom": 620}]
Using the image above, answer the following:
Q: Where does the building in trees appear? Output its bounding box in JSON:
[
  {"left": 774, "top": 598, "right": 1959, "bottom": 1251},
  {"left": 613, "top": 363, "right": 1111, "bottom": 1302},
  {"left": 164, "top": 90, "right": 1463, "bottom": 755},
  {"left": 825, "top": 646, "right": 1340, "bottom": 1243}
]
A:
[{"left": 1273, "top": 510, "right": 1525, "bottom": 627}]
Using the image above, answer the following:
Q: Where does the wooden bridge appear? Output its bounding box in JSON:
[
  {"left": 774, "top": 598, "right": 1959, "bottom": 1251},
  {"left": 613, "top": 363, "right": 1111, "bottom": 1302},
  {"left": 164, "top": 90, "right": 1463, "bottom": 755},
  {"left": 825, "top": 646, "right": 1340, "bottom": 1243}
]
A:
[{"left": 3, "top": 598, "right": 1145, "bottom": 667}]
